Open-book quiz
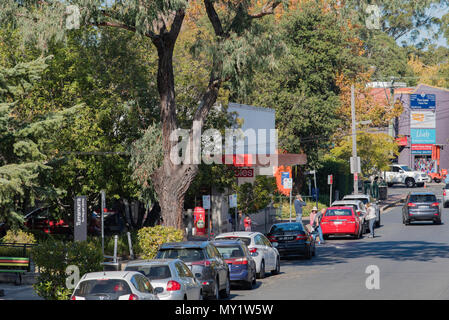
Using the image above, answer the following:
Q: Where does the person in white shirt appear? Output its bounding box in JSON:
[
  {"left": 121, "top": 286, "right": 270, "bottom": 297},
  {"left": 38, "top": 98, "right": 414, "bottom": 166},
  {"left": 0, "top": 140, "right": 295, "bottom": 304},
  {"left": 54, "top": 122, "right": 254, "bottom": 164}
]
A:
[{"left": 366, "top": 203, "right": 377, "bottom": 238}]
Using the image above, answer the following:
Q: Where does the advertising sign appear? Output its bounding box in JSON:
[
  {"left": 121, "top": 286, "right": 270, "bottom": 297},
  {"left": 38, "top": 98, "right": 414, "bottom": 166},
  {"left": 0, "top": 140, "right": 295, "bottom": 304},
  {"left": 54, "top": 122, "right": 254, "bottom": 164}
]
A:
[
  {"left": 410, "top": 129, "right": 436, "bottom": 144},
  {"left": 281, "top": 172, "right": 290, "bottom": 187},
  {"left": 283, "top": 178, "right": 293, "bottom": 189},
  {"left": 193, "top": 207, "right": 206, "bottom": 236},
  {"left": 410, "top": 111, "right": 436, "bottom": 129},
  {"left": 410, "top": 94, "right": 436, "bottom": 109},
  {"left": 234, "top": 168, "right": 254, "bottom": 178},
  {"left": 74, "top": 196, "right": 87, "bottom": 242},
  {"left": 411, "top": 144, "right": 433, "bottom": 155}
]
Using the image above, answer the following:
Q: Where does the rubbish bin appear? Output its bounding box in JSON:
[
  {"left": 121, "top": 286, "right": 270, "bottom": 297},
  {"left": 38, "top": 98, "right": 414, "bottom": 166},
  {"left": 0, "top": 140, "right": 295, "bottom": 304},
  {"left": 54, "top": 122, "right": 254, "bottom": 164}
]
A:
[{"left": 378, "top": 185, "right": 387, "bottom": 200}]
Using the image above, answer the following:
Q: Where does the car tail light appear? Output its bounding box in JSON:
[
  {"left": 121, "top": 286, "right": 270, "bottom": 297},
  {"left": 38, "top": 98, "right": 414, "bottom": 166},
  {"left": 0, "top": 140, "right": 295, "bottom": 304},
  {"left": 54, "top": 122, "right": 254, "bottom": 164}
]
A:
[
  {"left": 347, "top": 218, "right": 356, "bottom": 224},
  {"left": 233, "top": 258, "right": 248, "bottom": 265},
  {"left": 191, "top": 260, "right": 211, "bottom": 267},
  {"left": 444, "top": 190, "right": 446, "bottom": 196},
  {"left": 167, "top": 280, "right": 181, "bottom": 291},
  {"left": 128, "top": 294, "right": 139, "bottom": 300},
  {"left": 295, "top": 234, "right": 307, "bottom": 240},
  {"left": 431, "top": 203, "right": 439, "bottom": 207},
  {"left": 408, "top": 203, "right": 417, "bottom": 207},
  {"left": 71, "top": 296, "right": 76, "bottom": 300}
]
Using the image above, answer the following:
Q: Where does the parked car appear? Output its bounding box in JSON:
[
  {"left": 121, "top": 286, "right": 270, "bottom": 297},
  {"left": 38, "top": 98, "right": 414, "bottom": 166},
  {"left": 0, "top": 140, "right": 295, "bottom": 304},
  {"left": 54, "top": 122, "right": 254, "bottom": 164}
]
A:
[
  {"left": 124, "top": 259, "right": 203, "bottom": 300},
  {"left": 383, "top": 164, "right": 428, "bottom": 188},
  {"left": 24, "top": 207, "right": 71, "bottom": 235},
  {"left": 214, "top": 231, "right": 280, "bottom": 279},
  {"left": 70, "top": 271, "right": 158, "bottom": 300},
  {"left": 320, "top": 206, "right": 364, "bottom": 239},
  {"left": 211, "top": 240, "right": 257, "bottom": 289},
  {"left": 266, "top": 222, "right": 315, "bottom": 259},
  {"left": 342, "top": 194, "right": 381, "bottom": 228},
  {"left": 331, "top": 200, "right": 369, "bottom": 233},
  {"left": 155, "top": 241, "right": 230, "bottom": 300},
  {"left": 402, "top": 192, "right": 442, "bottom": 225},
  {"left": 443, "top": 183, "right": 449, "bottom": 208}
]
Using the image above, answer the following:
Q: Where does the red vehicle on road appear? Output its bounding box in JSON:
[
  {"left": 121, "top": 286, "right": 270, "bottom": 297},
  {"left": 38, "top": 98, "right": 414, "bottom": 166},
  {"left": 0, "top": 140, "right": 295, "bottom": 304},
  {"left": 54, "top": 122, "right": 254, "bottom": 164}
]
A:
[{"left": 320, "top": 206, "right": 363, "bottom": 240}]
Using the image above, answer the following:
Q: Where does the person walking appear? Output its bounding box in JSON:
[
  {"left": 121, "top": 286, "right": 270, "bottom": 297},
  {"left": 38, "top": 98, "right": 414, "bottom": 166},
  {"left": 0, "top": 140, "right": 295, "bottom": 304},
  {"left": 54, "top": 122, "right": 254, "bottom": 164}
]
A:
[
  {"left": 294, "top": 195, "right": 307, "bottom": 224},
  {"left": 310, "top": 207, "right": 325, "bottom": 245},
  {"left": 366, "top": 203, "right": 377, "bottom": 238},
  {"left": 244, "top": 214, "right": 252, "bottom": 232}
]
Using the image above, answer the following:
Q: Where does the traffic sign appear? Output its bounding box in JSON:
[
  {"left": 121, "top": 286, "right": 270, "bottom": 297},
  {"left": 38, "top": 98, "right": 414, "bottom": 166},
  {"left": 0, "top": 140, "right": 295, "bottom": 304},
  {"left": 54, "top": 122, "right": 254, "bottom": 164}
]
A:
[
  {"left": 328, "top": 175, "right": 333, "bottom": 185},
  {"left": 283, "top": 178, "right": 293, "bottom": 189},
  {"left": 202, "top": 195, "right": 211, "bottom": 210},
  {"left": 229, "top": 194, "right": 237, "bottom": 208}
]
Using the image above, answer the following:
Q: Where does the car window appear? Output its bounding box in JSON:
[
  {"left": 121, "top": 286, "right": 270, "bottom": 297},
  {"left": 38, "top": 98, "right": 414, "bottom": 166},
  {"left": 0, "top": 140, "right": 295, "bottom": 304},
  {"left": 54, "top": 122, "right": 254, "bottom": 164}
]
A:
[
  {"left": 215, "top": 245, "right": 245, "bottom": 259},
  {"left": 261, "top": 235, "right": 272, "bottom": 247},
  {"left": 270, "top": 223, "right": 305, "bottom": 233},
  {"left": 325, "top": 209, "right": 353, "bottom": 216},
  {"left": 409, "top": 194, "right": 437, "bottom": 203},
  {"left": 180, "top": 262, "right": 194, "bottom": 278},
  {"left": 132, "top": 275, "right": 154, "bottom": 294},
  {"left": 126, "top": 265, "right": 172, "bottom": 280},
  {"left": 212, "top": 245, "right": 222, "bottom": 259},
  {"left": 206, "top": 245, "right": 217, "bottom": 259},
  {"left": 392, "top": 166, "right": 400, "bottom": 173},
  {"left": 74, "top": 279, "right": 132, "bottom": 297},
  {"left": 175, "top": 262, "right": 186, "bottom": 277},
  {"left": 216, "top": 237, "right": 251, "bottom": 246},
  {"left": 445, "top": 184, "right": 449, "bottom": 189},
  {"left": 254, "top": 235, "right": 264, "bottom": 246},
  {"left": 156, "top": 248, "right": 205, "bottom": 262}
]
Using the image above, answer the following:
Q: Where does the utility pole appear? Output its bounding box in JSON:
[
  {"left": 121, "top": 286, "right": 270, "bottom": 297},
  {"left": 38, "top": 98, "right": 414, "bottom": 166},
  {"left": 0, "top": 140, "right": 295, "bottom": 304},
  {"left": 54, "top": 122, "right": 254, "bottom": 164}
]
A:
[{"left": 351, "top": 84, "right": 358, "bottom": 194}]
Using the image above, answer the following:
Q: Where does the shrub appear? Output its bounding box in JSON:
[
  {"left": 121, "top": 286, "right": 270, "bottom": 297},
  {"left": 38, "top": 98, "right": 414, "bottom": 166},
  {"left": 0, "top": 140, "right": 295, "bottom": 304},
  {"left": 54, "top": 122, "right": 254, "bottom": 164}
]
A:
[
  {"left": 32, "top": 239, "right": 103, "bottom": 300},
  {"left": 137, "top": 226, "right": 184, "bottom": 259},
  {"left": 2, "top": 229, "right": 36, "bottom": 244}
]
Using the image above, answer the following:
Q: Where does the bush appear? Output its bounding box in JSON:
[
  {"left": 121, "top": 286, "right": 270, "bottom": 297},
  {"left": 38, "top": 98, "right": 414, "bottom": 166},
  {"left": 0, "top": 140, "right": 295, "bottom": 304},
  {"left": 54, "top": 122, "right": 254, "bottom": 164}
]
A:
[
  {"left": 137, "top": 226, "right": 184, "bottom": 259},
  {"left": 1, "top": 229, "right": 36, "bottom": 244},
  {"left": 32, "top": 239, "right": 103, "bottom": 300}
]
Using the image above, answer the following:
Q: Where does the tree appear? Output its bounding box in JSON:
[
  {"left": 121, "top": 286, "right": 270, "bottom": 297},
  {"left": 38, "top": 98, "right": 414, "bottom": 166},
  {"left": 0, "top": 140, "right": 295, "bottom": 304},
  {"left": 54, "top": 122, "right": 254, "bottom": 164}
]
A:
[{"left": 1, "top": 0, "right": 286, "bottom": 229}]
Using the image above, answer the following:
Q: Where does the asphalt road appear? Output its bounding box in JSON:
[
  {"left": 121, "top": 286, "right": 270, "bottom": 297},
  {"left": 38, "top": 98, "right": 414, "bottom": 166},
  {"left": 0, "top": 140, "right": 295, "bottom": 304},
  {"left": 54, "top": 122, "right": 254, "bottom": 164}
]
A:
[{"left": 231, "top": 184, "right": 449, "bottom": 300}]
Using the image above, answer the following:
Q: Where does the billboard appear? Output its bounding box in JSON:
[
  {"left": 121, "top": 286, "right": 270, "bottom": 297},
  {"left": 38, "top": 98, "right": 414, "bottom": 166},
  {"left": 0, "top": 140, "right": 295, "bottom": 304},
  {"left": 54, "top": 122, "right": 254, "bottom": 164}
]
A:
[
  {"left": 410, "top": 111, "right": 436, "bottom": 129},
  {"left": 410, "top": 94, "right": 436, "bottom": 109},
  {"left": 410, "top": 128, "right": 436, "bottom": 145},
  {"left": 411, "top": 144, "right": 433, "bottom": 155}
]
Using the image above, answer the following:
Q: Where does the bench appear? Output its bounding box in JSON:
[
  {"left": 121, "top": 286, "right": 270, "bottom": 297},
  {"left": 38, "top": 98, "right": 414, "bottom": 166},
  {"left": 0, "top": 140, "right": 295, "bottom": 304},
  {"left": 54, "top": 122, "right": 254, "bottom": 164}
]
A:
[{"left": 0, "top": 257, "right": 30, "bottom": 285}]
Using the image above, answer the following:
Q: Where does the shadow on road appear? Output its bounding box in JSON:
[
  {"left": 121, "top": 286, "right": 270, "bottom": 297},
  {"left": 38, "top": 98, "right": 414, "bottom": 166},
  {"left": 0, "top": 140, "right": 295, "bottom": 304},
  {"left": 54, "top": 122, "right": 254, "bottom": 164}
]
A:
[{"left": 280, "top": 240, "right": 449, "bottom": 267}]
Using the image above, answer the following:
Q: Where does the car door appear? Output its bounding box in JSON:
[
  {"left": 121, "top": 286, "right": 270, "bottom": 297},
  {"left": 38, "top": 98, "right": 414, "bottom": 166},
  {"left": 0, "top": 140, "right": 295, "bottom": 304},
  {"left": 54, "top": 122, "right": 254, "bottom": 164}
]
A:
[
  {"left": 255, "top": 234, "right": 272, "bottom": 270},
  {"left": 180, "top": 262, "right": 201, "bottom": 300},
  {"left": 261, "top": 234, "right": 276, "bottom": 270},
  {"left": 212, "top": 245, "right": 228, "bottom": 287}
]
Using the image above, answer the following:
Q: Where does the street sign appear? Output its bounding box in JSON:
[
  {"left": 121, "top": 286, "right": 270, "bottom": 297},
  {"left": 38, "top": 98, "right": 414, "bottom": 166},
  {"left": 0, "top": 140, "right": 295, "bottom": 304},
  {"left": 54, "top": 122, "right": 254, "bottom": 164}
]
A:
[
  {"left": 410, "top": 94, "right": 436, "bottom": 109},
  {"left": 283, "top": 178, "right": 293, "bottom": 189},
  {"left": 74, "top": 196, "right": 87, "bottom": 242},
  {"left": 328, "top": 174, "right": 333, "bottom": 185},
  {"left": 350, "top": 157, "right": 361, "bottom": 174},
  {"left": 202, "top": 195, "right": 211, "bottom": 210},
  {"left": 229, "top": 194, "right": 238, "bottom": 208}
]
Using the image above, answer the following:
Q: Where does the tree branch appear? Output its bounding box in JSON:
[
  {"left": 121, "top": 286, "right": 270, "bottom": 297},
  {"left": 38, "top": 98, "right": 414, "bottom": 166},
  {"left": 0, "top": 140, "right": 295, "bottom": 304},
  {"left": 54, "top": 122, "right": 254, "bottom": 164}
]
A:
[
  {"left": 249, "top": 0, "right": 282, "bottom": 19},
  {"left": 204, "top": 0, "right": 225, "bottom": 37}
]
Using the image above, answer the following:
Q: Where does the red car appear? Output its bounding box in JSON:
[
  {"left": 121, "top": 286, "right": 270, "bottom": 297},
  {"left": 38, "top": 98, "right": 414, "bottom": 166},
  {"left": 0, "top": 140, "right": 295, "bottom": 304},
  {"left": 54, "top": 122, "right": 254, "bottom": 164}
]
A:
[
  {"left": 24, "top": 208, "right": 71, "bottom": 235},
  {"left": 320, "top": 206, "right": 363, "bottom": 239}
]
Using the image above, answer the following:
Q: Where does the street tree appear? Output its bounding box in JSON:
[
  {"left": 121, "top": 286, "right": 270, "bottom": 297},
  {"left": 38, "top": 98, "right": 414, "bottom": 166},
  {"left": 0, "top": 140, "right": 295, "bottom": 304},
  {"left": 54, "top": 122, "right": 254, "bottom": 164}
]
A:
[{"left": 0, "top": 0, "right": 287, "bottom": 229}]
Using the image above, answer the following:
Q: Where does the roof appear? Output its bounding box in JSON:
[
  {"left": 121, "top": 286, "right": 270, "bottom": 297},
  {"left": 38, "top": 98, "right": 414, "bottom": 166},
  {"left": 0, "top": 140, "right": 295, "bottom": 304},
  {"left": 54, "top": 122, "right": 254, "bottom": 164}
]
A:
[
  {"left": 327, "top": 206, "right": 355, "bottom": 210},
  {"left": 210, "top": 240, "right": 244, "bottom": 246},
  {"left": 80, "top": 271, "right": 137, "bottom": 281},
  {"left": 409, "top": 192, "right": 436, "bottom": 195},
  {"left": 215, "top": 231, "right": 260, "bottom": 238},
  {"left": 343, "top": 194, "right": 370, "bottom": 199},
  {"left": 159, "top": 241, "right": 209, "bottom": 249},
  {"left": 332, "top": 200, "right": 363, "bottom": 205},
  {"left": 125, "top": 259, "right": 179, "bottom": 266}
]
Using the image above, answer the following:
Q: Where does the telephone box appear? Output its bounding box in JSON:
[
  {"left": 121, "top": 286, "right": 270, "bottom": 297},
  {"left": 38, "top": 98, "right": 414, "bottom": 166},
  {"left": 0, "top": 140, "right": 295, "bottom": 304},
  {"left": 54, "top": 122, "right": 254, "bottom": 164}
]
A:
[{"left": 193, "top": 207, "right": 207, "bottom": 236}]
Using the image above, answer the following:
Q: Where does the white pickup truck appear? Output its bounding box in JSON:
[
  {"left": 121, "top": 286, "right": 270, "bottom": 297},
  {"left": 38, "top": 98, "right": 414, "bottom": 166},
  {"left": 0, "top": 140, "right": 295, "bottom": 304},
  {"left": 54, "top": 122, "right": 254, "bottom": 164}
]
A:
[{"left": 383, "top": 164, "right": 429, "bottom": 188}]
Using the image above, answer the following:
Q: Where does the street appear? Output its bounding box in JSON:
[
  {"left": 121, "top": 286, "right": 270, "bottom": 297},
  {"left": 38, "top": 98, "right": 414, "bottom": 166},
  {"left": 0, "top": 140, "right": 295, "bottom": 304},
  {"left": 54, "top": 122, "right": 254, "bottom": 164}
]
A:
[{"left": 230, "top": 183, "right": 449, "bottom": 300}]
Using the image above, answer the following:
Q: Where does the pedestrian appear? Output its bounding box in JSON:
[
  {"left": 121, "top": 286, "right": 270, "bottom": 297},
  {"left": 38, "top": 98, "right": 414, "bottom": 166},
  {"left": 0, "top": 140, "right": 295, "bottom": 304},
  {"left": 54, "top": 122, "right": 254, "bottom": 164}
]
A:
[
  {"left": 294, "top": 195, "right": 307, "bottom": 224},
  {"left": 310, "top": 207, "right": 325, "bottom": 245},
  {"left": 366, "top": 203, "right": 377, "bottom": 238},
  {"left": 244, "top": 214, "right": 252, "bottom": 232},
  {"left": 238, "top": 210, "right": 245, "bottom": 231}
]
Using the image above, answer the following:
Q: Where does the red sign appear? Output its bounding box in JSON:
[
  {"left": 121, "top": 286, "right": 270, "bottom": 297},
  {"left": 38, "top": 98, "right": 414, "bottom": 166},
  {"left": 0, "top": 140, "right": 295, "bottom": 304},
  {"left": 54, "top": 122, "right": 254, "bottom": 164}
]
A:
[
  {"left": 234, "top": 168, "right": 254, "bottom": 178},
  {"left": 411, "top": 144, "right": 433, "bottom": 151},
  {"left": 396, "top": 136, "right": 408, "bottom": 147},
  {"left": 328, "top": 174, "right": 333, "bottom": 185},
  {"left": 193, "top": 207, "right": 206, "bottom": 236}
]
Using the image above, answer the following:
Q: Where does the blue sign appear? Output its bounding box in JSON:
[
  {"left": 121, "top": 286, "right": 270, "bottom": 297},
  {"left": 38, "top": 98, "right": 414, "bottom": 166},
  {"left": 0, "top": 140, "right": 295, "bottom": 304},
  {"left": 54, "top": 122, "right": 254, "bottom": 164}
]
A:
[
  {"left": 410, "top": 129, "right": 436, "bottom": 144},
  {"left": 410, "top": 94, "right": 436, "bottom": 109},
  {"left": 281, "top": 172, "right": 290, "bottom": 187},
  {"left": 411, "top": 149, "right": 432, "bottom": 155}
]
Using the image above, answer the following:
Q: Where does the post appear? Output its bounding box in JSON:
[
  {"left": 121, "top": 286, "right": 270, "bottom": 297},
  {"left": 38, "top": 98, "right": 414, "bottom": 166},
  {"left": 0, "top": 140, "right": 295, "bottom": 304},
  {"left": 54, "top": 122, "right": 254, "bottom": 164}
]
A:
[
  {"left": 187, "top": 209, "right": 193, "bottom": 238},
  {"left": 313, "top": 170, "right": 318, "bottom": 209},
  {"left": 113, "top": 235, "right": 118, "bottom": 264},
  {"left": 100, "top": 190, "right": 106, "bottom": 256},
  {"left": 289, "top": 188, "right": 292, "bottom": 223},
  {"left": 330, "top": 183, "right": 333, "bottom": 207},
  {"left": 351, "top": 84, "right": 358, "bottom": 194},
  {"left": 127, "top": 232, "right": 134, "bottom": 260},
  {"left": 234, "top": 207, "right": 238, "bottom": 231}
]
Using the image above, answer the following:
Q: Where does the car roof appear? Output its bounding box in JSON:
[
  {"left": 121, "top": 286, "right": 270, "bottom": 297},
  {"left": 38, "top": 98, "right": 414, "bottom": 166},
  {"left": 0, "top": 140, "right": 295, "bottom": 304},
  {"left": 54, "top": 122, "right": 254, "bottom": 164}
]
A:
[
  {"left": 159, "top": 241, "right": 209, "bottom": 249},
  {"left": 215, "top": 232, "right": 260, "bottom": 238},
  {"left": 211, "top": 240, "right": 244, "bottom": 246},
  {"left": 272, "top": 222, "right": 303, "bottom": 226},
  {"left": 332, "top": 200, "right": 362, "bottom": 205},
  {"left": 125, "top": 259, "right": 180, "bottom": 266},
  {"left": 80, "top": 271, "right": 140, "bottom": 281},
  {"left": 327, "top": 206, "right": 354, "bottom": 210},
  {"left": 343, "top": 194, "right": 369, "bottom": 199},
  {"left": 409, "top": 192, "right": 436, "bottom": 196}
]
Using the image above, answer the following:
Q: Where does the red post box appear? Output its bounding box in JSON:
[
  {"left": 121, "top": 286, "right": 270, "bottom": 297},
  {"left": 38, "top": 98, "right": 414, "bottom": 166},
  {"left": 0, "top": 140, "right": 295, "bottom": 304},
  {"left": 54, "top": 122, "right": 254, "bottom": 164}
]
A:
[{"left": 193, "top": 207, "right": 206, "bottom": 236}]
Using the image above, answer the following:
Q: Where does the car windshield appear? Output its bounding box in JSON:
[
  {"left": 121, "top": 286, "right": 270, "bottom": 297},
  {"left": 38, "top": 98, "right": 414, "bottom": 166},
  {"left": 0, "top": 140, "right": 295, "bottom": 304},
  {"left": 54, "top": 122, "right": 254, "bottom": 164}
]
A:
[
  {"left": 125, "top": 265, "right": 172, "bottom": 280},
  {"left": 326, "top": 209, "right": 353, "bottom": 216},
  {"left": 73, "top": 279, "right": 131, "bottom": 298},
  {"left": 270, "top": 223, "right": 305, "bottom": 233},
  {"left": 156, "top": 248, "right": 205, "bottom": 262},
  {"left": 400, "top": 166, "right": 412, "bottom": 172},
  {"left": 346, "top": 198, "right": 369, "bottom": 204},
  {"left": 215, "top": 245, "right": 244, "bottom": 259},
  {"left": 216, "top": 237, "right": 251, "bottom": 246},
  {"left": 409, "top": 194, "right": 437, "bottom": 203}
]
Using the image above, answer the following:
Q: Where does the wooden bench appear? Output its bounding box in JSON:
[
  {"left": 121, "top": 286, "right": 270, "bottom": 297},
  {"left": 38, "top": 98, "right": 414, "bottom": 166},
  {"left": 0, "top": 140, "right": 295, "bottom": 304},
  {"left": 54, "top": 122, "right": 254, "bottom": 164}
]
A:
[{"left": 0, "top": 257, "right": 30, "bottom": 285}]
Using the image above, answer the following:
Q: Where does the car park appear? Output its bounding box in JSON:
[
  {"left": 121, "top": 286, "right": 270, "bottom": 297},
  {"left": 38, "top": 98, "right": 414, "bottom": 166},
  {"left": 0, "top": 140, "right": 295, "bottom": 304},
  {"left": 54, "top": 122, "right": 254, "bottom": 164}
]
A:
[
  {"left": 124, "top": 259, "right": 203, "bottom": 300},
  {"left": 331, "top": 200, "right": 369, "bottom": 233},
  {"left": 211, "top": 240, "right": 257, "bottom": 290},
  {"left": 214, "top": 231, "right": 280, "bottom": 279},
  {"left": 443, "top": 183, "right": 449, "bottom": 208},
  {"left": 320, "top": 206, "right": 364, "bottom": 239},
  {"left": 70, "top": 271, "right": 158, "bottom": 300},
  {"left": 155, "top": 241, "right": 230, "bottom": 299},
  {"left": 266, "top": 222, "right": 315, "bottom": 259},
  {"left": 342, "top": 194, "right": 381, "bottom": 228},
  {"left": 402, "top": 192, "right": 442, "bottom": 225}
]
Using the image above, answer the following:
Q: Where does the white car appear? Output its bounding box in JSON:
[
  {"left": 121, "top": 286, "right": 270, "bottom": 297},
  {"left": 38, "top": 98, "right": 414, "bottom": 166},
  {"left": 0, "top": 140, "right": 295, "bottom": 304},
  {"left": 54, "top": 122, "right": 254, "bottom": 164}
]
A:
[
  {"left": 71, "top": 271, "right": 159, "bottom": 300},
  {"left": 342, "top": 194, "right": 381, "bottom": 228},
  {"left": 214, "top": 232, "right": 280, "bottom": 279},
  {"left": 124, "top": 259, "right": 203, "bottom": 300},
  {"left": 383, "top": 164, "right": 428, "bottom": 188}
]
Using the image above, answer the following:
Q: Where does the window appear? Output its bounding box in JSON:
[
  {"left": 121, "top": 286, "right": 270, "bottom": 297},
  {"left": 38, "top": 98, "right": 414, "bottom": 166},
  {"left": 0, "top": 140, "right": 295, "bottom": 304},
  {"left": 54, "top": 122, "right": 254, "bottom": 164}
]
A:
[
  {"left": 132, "top": 275, "right": 153, "bottom": 294},
  {"left": 73, "top": 279, "right": 132, "bottom": 298},
  {"left": 409, "top": 194, "right": 437, "bottom": 203},
  {"left": 261, "top": 235, "right": 272, "bottom": 247},
  {"left": 216, "top": 237, "right": 251, "bottom": 246},
  {"left": 325, "top": 209, "right": 353, "bottom": 216},
  {"left": 270, "top": 223, "right": 305, "bottom": 234},
  {"left": 175, "top": 262, "right": 186, "bottom": 277},
  {"left": 126, "top": 265, "right": 172, "bottom": 280},
  {"left": 181, "top": 263, "right": 194, "bottom": 278},
  {"left": 156, "top": 248, "right": 205, "bottom": 262},
  {"left": 215, "top": 245, "right": 244, "bottom": 259},
  {"left": 254, "top": 235, "right": 264, "bottom": 246}
]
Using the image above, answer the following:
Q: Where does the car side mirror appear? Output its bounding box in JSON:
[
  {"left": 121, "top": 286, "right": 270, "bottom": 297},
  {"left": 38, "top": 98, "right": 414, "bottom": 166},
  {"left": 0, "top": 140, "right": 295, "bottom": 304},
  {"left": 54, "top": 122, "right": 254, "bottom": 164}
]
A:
[{"left": 154, "top": 287, "right": 164, "bottom": 295}]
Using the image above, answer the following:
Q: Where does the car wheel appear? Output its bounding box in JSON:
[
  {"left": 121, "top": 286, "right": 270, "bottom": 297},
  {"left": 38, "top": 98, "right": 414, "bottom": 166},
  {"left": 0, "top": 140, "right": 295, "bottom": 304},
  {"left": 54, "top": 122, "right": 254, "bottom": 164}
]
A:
[
  {"left": 219, "top": 275, "right": 230, "bottom": 299},
  {"left": 271, "top": 256, "right": 280, "bottom": 275},
  {"left": 405, "top": 178, "right": 415, "bottom": 188},
  {"left": 434, "top": 179, "right": 441, "bottom": 184},
  {"left": 257, "top": 260, "right": 265, "bottom": 279},
  {"left": 211, "top": 279, "right": 220, "bottom": 300},
  {"left": 304, "top": 245, "right": 312, "bottom": 259},
  {"left": 434, "top": 219, "right": 442, "bottom": 225},
  {"left": 244, "top": 272, "right": 256, "bottom": 290}
]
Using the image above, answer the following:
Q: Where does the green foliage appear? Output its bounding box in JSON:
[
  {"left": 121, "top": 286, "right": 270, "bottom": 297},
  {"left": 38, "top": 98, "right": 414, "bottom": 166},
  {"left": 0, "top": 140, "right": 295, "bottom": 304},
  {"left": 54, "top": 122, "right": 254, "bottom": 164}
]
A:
[
  {"left": 137, "top": 226, "right": 184, "bottom": 260},
  {"left": 237, "top": 176, "right": 276, "bottom": 214},
  {"left": 32, "top": 239, "right": 103, "bottom": 300},
  {"left": 1, "top": 229, "right": 36, "bottom": 244}
]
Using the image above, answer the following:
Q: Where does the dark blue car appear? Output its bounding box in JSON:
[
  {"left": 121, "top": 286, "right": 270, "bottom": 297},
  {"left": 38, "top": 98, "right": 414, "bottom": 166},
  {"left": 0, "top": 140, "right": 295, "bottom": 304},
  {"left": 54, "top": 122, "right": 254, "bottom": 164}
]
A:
[{"left": 211, "top": 240, "right": 257, "bottom": 290}]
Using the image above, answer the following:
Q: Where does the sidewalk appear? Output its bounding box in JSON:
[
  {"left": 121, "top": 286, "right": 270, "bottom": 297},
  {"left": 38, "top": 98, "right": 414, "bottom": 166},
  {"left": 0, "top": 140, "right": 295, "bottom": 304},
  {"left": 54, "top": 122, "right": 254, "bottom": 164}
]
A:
[
  {"left": 0, "top": 283, "right": 42, "bottom": 300},
  {"left": 378, "top": 193, "right": 407, "bottom": 213}
]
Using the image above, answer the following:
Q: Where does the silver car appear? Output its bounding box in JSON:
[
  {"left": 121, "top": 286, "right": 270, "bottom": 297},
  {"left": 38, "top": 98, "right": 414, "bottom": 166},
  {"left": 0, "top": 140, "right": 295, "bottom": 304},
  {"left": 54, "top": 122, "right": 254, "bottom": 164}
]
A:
[
  {"left": 71, "top": 271, "right": 158, "bottom": 300},
  {"left": 342, "top": 194, "right": 381, "bottom": 227},
  {"left": 124, "top": 259, "right": 203, "bottom": 300},
  {"left": 443, "top": 183, "right": 449, "bottom": 208}
]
